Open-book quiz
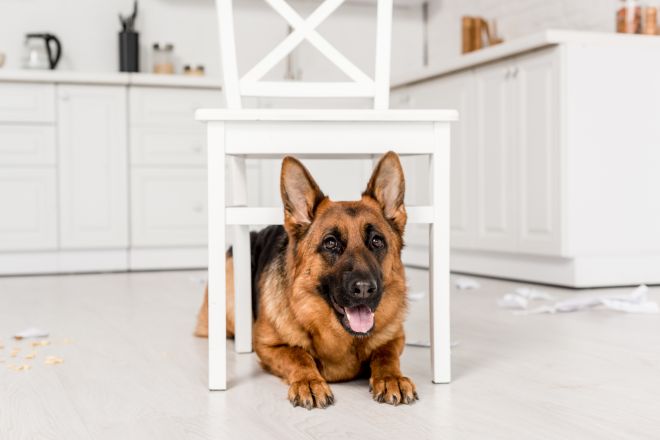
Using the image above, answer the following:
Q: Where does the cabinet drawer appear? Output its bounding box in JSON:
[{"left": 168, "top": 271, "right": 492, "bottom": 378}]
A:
[
  {"left": 129, "top": 87, "right": 223, "bottom": 125},
  {"left": 0, "top": 125, "right": 56, "bottom": 165},
  {"left": 131, "top": 125, "right": 206, "bottom": 166},
  {"left": 0, "top": 83, "right": 56, "bottom": 122},
  {"left": 131, "top": 169, "right": 207, "bottom": 246},
  {"left": 0, "top": 168, "right": 57, "bottom": 251}
]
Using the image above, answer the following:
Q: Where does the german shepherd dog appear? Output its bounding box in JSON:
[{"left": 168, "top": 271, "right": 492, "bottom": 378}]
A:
[{"left": 195, "top": 152, "right": 417, "bottom": 409}]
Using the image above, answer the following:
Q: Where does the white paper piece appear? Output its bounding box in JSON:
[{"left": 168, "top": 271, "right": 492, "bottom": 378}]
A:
[
  {"left": 189, "top": 276, "right": 207, "bottom": 286},
  {"left": 406, "top": 340, "right": 460, "bottom": 348},
  {"left": 408, "top": 290, "right": 425, "bottom": 302},
  {"left": 497, "top": 286, "right": 552, "bottom": 310},
  {"left": 514, "top": 287, "right": 554, "bottom": 301},
  {"left": 14, "top": 327, "right": 49, "bottom": 340},
  {"left": 497, "top": 293, "right": 529, "bottom": 310},
  {"left": 518, "top": 285, "right": 658, "bottom": 315},
  {"left": 455, "top": 277, "right": 481, "bottom": 290}
]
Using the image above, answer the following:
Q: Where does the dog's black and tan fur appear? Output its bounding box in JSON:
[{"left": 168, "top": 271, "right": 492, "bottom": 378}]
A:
[{"left": 195, "top": 152, "right": 417, "bottom": 409}]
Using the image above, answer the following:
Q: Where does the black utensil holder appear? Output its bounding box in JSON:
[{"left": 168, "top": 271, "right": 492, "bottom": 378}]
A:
[{"left": 119, "top": 31, "right": 139, "bottom": 72}]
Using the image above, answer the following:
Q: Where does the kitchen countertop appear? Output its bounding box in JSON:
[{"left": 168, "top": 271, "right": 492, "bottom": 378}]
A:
[
  {"left": 392, "top": 29, "right": 660, "bottom": 89},
  {"left": 0, "top": 69, "right": 223, "bottom": 89}
]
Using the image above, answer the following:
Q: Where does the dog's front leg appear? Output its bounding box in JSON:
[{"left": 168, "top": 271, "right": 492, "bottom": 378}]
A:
[
  {"left": 257, "top": 344, "right": 334, "bottom": 410},
  {"left": 369, "top": 335, "right": 418, "bottom": 405}
]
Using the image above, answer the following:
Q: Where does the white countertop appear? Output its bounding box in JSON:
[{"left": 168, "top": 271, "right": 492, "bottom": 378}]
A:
[
  {"left": 0, "top": 69, "right": 223, "bottom": 89},
  {"left": 392, "top": 29, "right": 660, "bottom": 88}
]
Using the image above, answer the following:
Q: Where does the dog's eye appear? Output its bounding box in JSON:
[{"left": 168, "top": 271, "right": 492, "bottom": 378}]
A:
[
  {"left": 323, "top": 236, "right": 338, "bottom": 251},
  {"left": 371, "top": 235, "right": 385, "bottom": 249}
]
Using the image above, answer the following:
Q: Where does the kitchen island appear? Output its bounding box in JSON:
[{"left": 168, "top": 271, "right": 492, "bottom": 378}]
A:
[{"left": 392, "top": 30, "right": 660, "bottom": 287}]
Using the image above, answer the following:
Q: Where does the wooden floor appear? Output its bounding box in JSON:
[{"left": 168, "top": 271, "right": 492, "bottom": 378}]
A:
[{"left": 0, "top": 270, "right": 659, "bottom": 439}]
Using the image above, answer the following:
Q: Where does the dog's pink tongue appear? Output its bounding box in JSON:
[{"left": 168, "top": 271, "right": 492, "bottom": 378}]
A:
[{"left": 344, "top": 305, "right": 374, "bottom": 333}]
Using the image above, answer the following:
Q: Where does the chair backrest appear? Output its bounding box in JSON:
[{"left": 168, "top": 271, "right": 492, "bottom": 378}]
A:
[{"left": 216, "top": 0, "right": 393, "bottom": 110}]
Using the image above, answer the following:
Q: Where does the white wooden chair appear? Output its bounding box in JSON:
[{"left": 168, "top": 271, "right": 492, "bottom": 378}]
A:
[{"left": 197, "top": 0, "right": 457, "bottom": 390}]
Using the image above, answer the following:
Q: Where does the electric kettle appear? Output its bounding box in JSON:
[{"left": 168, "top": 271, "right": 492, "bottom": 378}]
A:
[{"left": 23, "top": 33, "right": 62, "bottom": 70}]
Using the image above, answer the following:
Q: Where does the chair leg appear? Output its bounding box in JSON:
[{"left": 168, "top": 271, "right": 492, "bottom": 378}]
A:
[
  {"left": 232, "top": 225, "right": 253, "bottom": 353},
  {"left": 429, "top": 123, "right": 451, "bottom": 384},
  {"left": 228, "top": 156, "right": 253, "bottom": 354},
  {"left": 208, "top": 122, "right": 227, "bottom": 391}
]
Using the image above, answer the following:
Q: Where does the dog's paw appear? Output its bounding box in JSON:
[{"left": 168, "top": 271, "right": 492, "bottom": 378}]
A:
[
  {"left": 288, "top": 379, "right": 335, "bottom": 410},
  {"left": 369, "top": 375, "right": 418, "bottom": 405}
]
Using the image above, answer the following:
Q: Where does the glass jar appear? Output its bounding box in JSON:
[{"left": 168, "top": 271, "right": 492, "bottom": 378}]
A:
[
  {"left": 152, "top": 43, "right": 174, "bottom": 74},
  {"left": 642, "top": 3, "right": 658, "bottom": 34},
  {"left": 617, "top": 0, "right": 642, "bottom": 33}
]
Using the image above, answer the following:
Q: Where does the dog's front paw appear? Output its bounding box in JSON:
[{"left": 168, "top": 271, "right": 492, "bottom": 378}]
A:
[
  {"left": 288, "top": 379, "right": 335, "bottom": 410},
  {"left": 369, "top": 375, "right": 418, "bottom": 405}
]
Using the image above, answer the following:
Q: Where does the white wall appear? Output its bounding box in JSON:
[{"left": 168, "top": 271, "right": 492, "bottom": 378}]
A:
[
  {"left": 426, "top": 0, "right": 613, "bottom": 64},
  {"left": 0, "top": 0, "right": 423, "bottom": 79}
]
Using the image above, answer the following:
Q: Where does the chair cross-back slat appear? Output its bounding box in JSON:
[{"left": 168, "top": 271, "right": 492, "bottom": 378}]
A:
[{"left": 216, "top": 0, "right": 393, "bottom": 109}]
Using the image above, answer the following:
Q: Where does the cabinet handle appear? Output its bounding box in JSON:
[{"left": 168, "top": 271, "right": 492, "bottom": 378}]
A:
[
  {"left": 504, "top": 68, "right": 511, "bottom": 79},
  {"left": 193, "top": 203, "right": 204, "bottom": 213},
  {"left": 191, "top": 145, "right": 202, "bottom": 153},
  {"left": 60, "top": 93, "right": 70, "bottom": 101},
  {"left": 512, "top": 67, "right": 519, "bottom": 78}
]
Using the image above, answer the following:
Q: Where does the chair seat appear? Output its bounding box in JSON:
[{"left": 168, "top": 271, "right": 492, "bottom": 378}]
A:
[
  {"left": 196, "top": 108, "right": 459, "bottom": 122},
  {"left": 226, "top": 206, "right": 434, "bottom": 225}
]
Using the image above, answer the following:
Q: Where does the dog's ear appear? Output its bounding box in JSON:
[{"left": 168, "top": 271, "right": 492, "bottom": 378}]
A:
[
  {"left": 363, "top": 151, "right": 406, "bottom": 234},
  {"left": 281, "top": 156, "right": 326, "bottom": 237}
]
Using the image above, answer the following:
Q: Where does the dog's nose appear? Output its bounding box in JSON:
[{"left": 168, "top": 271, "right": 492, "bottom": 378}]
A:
[{"left": 349, "top": 278, "right": 377, "bottom": 299}]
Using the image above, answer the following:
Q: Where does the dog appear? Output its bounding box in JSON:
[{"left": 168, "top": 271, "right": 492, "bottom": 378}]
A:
[{"left": 195, "top": 152, "right": 417, "bottom": 409}]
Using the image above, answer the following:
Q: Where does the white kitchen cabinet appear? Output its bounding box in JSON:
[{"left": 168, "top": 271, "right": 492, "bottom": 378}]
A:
[
  {"left": 474, "top": 59, "right": 518, "bottom": 252},
  {"left": 129, "top": 87, "right": 223, "bottom": 125},
  {"left": 130, "top": 125, "right": 206, "bottom": 166},
  {"left": 0, "top": 83, "right": 55, "bottom": 123},
  {"left": 392, "top": 32, "right": 660, "bottom": 287},
  {"left": 0, "top": 168, "right": 57, "bottom": 251},
  {"left": 131, "top": 169, "right": 207, "bottom": 247},
  {"left": 0, "top": 75, "right": 222, "bottom": 275},
  {"left": 396, "top": 49, "right": 561, "bottom": 258},
  {"left": 0, "top": 125, "right": 56, "bottom": 165},
  {"left": 391, "top": 71, "right": 475, "bottom": 262},
  {"left": 514, "top": 49, "right": 561, "bottom": 254},
  {"left": 58, "top": 85, "right": 128, "bottom": 249}
]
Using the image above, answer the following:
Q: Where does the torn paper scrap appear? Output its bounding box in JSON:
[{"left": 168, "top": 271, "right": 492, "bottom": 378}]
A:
[
  {"left": 45, "top": 356, "right": 64, "bottom": 365},
  {"left": 514, "top": 287, "right": 554, "bottom": 301},
  {"left": 31, "top": 340, "right": 50, "bottom": 348},
  {"left": 601, "top": 298, "right": 659, "bottom": 314},
  {"left": 7, "top": 364, "right": 31, "bottom": 372},
  {"left": 497, "top": 286, "right": 552, "bottom": 310},
  {"left": 497, "top": 293, "right": 529, "bottom": 310},
  {"left": 455, "top": 277, "right": 481, "bottom": 290},
  {"left": 14, "top": 327, "right": 49, "bottom": 340},
  {"left": 518, "top": 285, "right": 658, "bottom": 315},
  {"left": 406, "top": 340, "right": 460, "bottom": 348},
  {"left": 189, "top": 276, "right": 207, "bottom": 286}
]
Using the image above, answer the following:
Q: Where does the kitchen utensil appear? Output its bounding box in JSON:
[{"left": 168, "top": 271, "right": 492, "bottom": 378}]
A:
[
  {"left": 118, "top": 1, "right": 139, "bottom": 72},
  {"left": 22, "top": 33, "right": 62, "bottom": 70}
]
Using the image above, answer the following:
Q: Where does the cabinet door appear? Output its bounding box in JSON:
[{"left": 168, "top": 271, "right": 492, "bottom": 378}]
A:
[
  {"left": 412, "top": 73, "right": 476, "bottom": 248},
  {"left": 58, "top": 85, "right": 128, "bottom": 249},
  {"left": 131, "top": 169, "right": 207, "bottom": 247},
  {"left": 0, "top": 169, "right": 57, "bottom": 251},
  {"left": 474, "top": 60, "right": 517, "bottom": 252},
  {"left": 514, "top": 49, "right": 562, "bottom": 255}
]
